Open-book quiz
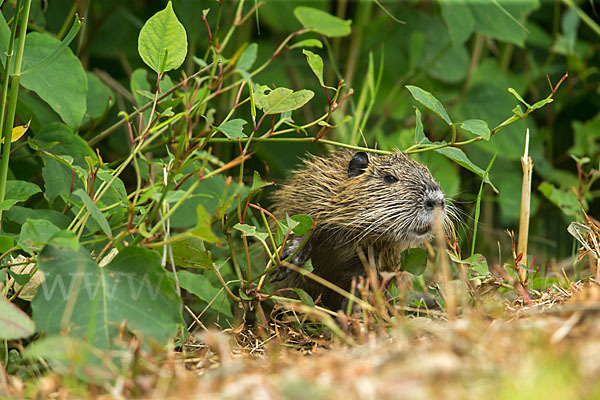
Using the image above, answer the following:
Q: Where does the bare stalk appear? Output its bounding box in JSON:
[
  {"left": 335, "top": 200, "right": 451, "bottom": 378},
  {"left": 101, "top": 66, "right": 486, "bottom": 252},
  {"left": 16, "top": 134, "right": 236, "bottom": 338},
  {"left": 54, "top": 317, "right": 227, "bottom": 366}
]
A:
[{"left": 517, "top": 128, "right": 533, "bottom": 281}]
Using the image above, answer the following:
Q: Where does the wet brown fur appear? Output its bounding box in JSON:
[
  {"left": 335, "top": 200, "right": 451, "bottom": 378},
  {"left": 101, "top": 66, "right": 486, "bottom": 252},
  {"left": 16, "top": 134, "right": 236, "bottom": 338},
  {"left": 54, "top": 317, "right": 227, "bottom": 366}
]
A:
[{"left": 271, "top": 148, "right": 443, "bottom": 310}]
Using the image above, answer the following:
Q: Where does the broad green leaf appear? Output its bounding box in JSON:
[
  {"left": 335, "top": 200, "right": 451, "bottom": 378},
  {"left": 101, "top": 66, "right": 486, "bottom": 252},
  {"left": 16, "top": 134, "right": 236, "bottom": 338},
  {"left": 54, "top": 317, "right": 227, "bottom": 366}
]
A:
[
  {"left": 405, "top": 85, "right": 453, "bottom": 125},
  {"left": 84, "top": 72, "right": 114, "bottom": 125},
  {"left": 215, "top": 118, "right": 247, "bottom": 139},
  {"left": 176, "top": 270, "right": 233, "bottom": 318},
  {"left": 460, "top": 119, "right": 490, "bottom": 140},
  {"left": 138, "top": 1, "right": 188, "bottom": 74},
  {"left": 0, "top": 235, "right": 14, "bottom": 253},
  {"left": 439, "top": 0, "right": 474, "bottom": 45},
  {"left": 538, "top": 182, "right": 581, "bottom": 220},
  {"left": 303, "top": 49, "right": 324, "bottom": 86},
  {"left": 8, "top": 270, "right": 31, "bottom": 286},
  {"left": 41, "top": 153, "right": 85, "bottom": 203},
  {"left": 20, "top": 32, "right": 87, "bottom": 129},
  {"left": 408, "top": 32, "right": 425, "bottom": 72},
  {"left": 254, "top": 87, "right": 314, "bottom": 115},
  {"left": 72, "top": 189, "right": 112, "bottom": 237},
  {"left": 276, "top": 214, "right": 312, "bottom": 246},
  {"left": 400, "top": 248, "right": 427, "bottom": 275},
  {"left": 562, "top": 7, "right": 579, "bottom": 53},
  {"left": 435, "top": 147, "right": 498, "bottom": 193},
  {"left": 18, "top": 219, "right": 61, "bottom": 255},
  {"left": 236, "top": 43, "right": 257, "bottom": 71},
  {"left": 289, "top": 39, "right": 323, "bottom": 49},
  {"left": 4, "top": 180, "right": 41, "bottom": 203},
  {"left": 294, "top": 6, "right": 351, "bottom": 37},
  {"left": 16, "top": 90, "right": 61, "bottom": 133},
  {"left": 289, "top": 214, "right": 313, "bottom": 236},
  {"left": 427, "top": 44, "right": 469, "bottom": 84},
  {"left": 469, "top": 0, "right": 533, "bottom": 47},
  {"left": 21, "top": 15, "right": 82, "bottom": 76},
  {"left": 171, "top": 237, "right": 213, "bottom": 269},
  {"left": 508, "top": 88, "right": 530, "bottom": 107},
  {"left": 0, "top": 180, "right": 42, "bottom": 211},
  {"left": 32, "top": 242, "right": 183, "bottom": 354},
  {"left": 5, "top": 206, "right": 70, "bottom": 229},
  {"left": 0, "top": 297, "right": 35, "bottom": 340},
  {"left": 35, "top": 122, "right": 96, "bottom": 166}
]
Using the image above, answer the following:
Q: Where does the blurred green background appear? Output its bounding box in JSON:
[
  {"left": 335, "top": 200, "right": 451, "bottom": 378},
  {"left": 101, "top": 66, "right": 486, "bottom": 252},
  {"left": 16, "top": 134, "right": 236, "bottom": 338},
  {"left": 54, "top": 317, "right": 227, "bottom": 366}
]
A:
[{"left": 11, "top": 0, "right": 600, "bottom": 262}]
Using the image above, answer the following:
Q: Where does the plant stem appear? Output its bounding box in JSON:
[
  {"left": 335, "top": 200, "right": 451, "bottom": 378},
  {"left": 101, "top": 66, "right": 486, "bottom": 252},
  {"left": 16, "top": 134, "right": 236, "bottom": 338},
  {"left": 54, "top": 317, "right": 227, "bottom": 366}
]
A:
[{"left": 0, "top": 0, "right": 32, "bottom": 224}]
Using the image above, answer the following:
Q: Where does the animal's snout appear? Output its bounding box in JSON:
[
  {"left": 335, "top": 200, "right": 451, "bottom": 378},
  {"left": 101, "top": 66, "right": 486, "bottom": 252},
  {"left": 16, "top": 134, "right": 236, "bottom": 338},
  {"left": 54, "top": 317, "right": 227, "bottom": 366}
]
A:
[{"left": 424, "top": 190, "right": 445, "bottom": 210}]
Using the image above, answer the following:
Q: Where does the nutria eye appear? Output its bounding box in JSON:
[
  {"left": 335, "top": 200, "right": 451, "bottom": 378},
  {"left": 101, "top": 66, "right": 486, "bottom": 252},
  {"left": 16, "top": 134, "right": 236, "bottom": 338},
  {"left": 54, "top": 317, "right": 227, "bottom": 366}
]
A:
[{"left": 383, "top": 174, "right": 398, "bottom": 184}]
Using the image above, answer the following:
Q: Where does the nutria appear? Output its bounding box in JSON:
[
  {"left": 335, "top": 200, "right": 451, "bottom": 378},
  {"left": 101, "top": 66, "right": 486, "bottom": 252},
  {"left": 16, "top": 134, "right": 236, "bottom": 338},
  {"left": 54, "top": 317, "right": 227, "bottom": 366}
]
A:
[{"left": 270, "top": 148, "right": 447, "bottom": 311}]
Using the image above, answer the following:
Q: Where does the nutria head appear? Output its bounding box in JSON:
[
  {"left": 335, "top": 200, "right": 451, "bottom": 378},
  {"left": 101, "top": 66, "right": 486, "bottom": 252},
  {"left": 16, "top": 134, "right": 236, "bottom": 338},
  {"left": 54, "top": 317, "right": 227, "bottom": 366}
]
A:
[{"left": 274, "top": 148, "right": 448, "bottom": 250}]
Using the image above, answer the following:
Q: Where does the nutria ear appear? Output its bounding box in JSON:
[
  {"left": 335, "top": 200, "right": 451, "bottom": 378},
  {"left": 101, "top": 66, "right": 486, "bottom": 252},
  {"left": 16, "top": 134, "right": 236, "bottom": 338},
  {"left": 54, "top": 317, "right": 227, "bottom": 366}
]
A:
[{"left": 348, "top": 151, "right": 369, "bottom": 178}]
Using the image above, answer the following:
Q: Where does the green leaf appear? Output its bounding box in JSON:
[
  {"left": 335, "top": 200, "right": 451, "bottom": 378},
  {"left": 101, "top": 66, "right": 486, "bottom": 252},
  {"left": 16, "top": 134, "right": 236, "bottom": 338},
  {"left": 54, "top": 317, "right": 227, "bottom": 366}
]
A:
[
  {"left": 18, "top": 219, "right": 61, "bottom": 255},
  {"left": 40, "top": 153, "right": 85, "bottom": 204},
  {"left": 254, "top": 87, "right": 314, "bottom": 115},
  {"left": 530, "top": 98, "right": 553, "bottom": 111},
  {"left": 302, "top": 49, "right": 324, "bottom": 86},
  {"left": 507, "top": 88, "right": 530, "bottom": 107},
  {"left": 250, "top": 171, "right": 273, "bottom": 196},
  {"left": 8, "top": 270, "right": 31, "bottom": 286},
  {"left": 294, "top": 6, "right": 351, "bottom": 37},
  {"left": 405, "top": 85, "right": 453, "bottom": 125},
  {"left": 276, "top": 216, "right": 299, "bottom": 246},
  {"left": 234, "top": 223, "right": 269, "bottom": 242},
  {"left": 190, "top": 204, "right": 220, "bottom": 243},
  {"left": 215, "top": 118, "right": 247, "bottom": 139},
  {"left": 414, "top": 107, "right": 429, "bottom": 144},
  {"left": 439, "top": 0, "right": 474, "bottom": 45},
  {"left": 138, "top": 1, "right": 188, "bottom": 74},
  {"left": 459, "top": 119, "right": 490, "bottom": 140},
  {"left": 171, "top": 237, "right": 213, "bottom": 269},
  {"left": 32, "top": 242, "right": 182, "bottom": 354},
  {"left": 176, "top": 270, "right": 233, "bottom": 318},
  {"left": 512, "top": 104, "right": 524, "bottom": 117},
  {"left": 4, "top": 180, "right": 41, "bottom": 204},
  {"left": 84, "top": 72, "right": 114, "bottom": 125},
  {"left": 538, "top": 182, "right": 581, "bottom": 220},
  {"left": 72, "top": 189, "right": 112, "bottom": 237},
  {"left": 292, "top": 288, "right": 314, "bottom": 307},
  {"left": 435, "top": 147, "right": 498, "bottom": 193},
  {"left": 469, "top": 0, "right": 533, "bottom": 47},
  {"left": 400, "top": 248, "right": 427, "bottom": 275},
  {"left": 408, "top": 32, "right": 425, "bottom": 72},
  {"left": 20, "top": 32, "right": 87, "bottom": 128},
  {"left": 460, "top": 253, "right": 489, "bottom": 277},
  {"left": 236, "top": 43, "right": 257, "bottom": 71},
  {"left": 289, "top": 39, "right": 323, "bottom": 49},
  {"left": 20, "top": 15, "right": 83, "bottom": 76},
  {"left": 6, "top": 206, "right": 70, "bottom": 229},
  {"left": 0, "top": 235, "right": 14, "bottom": 253},
  {"left": 0, "top": 297, "right": 35, "bottom": 340},
  {"left": 35, "top": 122, "right": 96, "bottom": 166},
  {"left": 290, "top": 214, "right": 313, "bottom": 236}
]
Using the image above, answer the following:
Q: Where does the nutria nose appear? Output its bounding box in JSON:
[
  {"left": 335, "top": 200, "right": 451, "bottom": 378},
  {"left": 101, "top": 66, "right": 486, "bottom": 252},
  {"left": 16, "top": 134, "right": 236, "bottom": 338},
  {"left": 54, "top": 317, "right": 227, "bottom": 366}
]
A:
[{"left": 424, "top": 191, "right": 445, "bottom": 210}]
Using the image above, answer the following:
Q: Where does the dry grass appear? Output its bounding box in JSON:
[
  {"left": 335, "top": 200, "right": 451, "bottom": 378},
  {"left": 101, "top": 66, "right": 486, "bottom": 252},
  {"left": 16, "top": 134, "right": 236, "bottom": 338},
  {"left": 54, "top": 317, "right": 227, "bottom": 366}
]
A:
[{"left": 6, "top": 278, "right": 600, "bottom": 399}]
